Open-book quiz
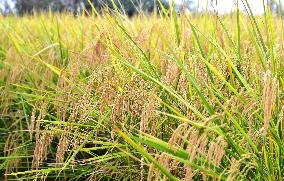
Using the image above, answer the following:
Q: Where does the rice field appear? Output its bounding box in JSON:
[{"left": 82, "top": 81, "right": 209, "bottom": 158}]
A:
[{"left": 0, "top": 3, "right": 284, "bottom": 181}]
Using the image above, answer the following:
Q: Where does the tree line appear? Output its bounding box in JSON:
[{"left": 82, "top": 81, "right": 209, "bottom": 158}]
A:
[
  {"left": 0, "top": 0, "right": 283, "bottom": 16},
  {"left": 1, "top": 0, "right": 171, "bottom": 16}
]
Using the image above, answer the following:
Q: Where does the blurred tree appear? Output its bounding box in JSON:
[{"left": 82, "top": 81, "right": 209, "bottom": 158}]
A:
[
  {"left": 11, "top": 0, "right": 171, "bottom": 16},
  {"left": 75, "top": 0, "right": 170, "bottom": 16},
  {"left": 14, "top": 0, "right": 34, "bottom": 14},
  {"left": 0, "top": 0, "right": 13, "bottom": 15},
  {"left": 268, "top": 0, "right": 283, "bottom": 15},
  {"left": 13, "top": 0, "right": 65, "bottom": 14}
]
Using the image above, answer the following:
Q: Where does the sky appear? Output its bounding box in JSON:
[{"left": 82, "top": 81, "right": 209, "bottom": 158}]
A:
[
  {"left": 173, "top": 0, "right": 271, "bottom": 14},
  {"left": 0, "top": 0, "right": 282, "bottom": 15}
]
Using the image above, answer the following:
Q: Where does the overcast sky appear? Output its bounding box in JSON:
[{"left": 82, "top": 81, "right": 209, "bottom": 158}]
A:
[
  {"left": 1, "top": 0, "right": 282, "bottom": 14},
  {"left": 173, "top": 0, "right": 274, "bottom": 14}
]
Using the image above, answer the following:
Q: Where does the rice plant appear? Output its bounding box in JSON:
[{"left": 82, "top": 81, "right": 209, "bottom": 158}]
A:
[{"left": 0, "top": 1, "right": 283, "bottom": 181}]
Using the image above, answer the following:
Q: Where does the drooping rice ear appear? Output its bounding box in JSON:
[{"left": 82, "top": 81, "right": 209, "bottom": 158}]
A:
[
  {"left": 263, "top": 70, "right": 277, "bottom": 135},
  {"left": 29, "top": 107, "right": 36, "bottom": 141},
  {"left": 55, "top": 132, "right": 69, "bottom": 165},
  {"left": 140, "top": 95, "right": 158, "bottom": 133}
]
